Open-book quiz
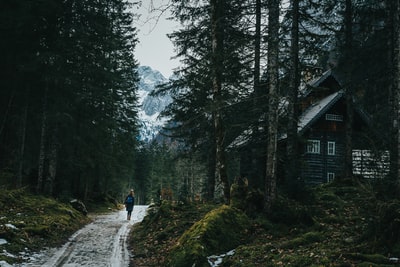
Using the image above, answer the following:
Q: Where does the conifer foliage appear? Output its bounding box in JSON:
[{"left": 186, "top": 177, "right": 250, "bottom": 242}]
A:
[
  {"left": 0, "top": 0, "right": 139, "bottom": 200},
  {"left": 160, "top": 0, "right": 253, "bottom": 202},
  {"left": 156, "top": 0, "right": 398, "bottom": 205}
]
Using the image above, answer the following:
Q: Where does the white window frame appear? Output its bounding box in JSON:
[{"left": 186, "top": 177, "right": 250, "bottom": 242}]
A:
[
  {"left": 307, "top": 140, "right": 320, "bottom": 154},
  {"left": 327, "top": 141, "right": 336, "bottom": 155},
  {"left": 327, "top": 172, "right": 335, "bottom": 182},
  {"left": 326, "top": 114, "right": 343, "bottom": 121}
]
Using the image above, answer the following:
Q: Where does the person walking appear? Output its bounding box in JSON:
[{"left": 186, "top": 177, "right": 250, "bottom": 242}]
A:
[{"left": 124, "top": 189, "right": 135, "bottom": 220}]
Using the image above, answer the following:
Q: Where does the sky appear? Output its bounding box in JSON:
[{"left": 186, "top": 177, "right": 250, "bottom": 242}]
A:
[{"left": 132, "top": 1, "right": 179, "bottom": 78}]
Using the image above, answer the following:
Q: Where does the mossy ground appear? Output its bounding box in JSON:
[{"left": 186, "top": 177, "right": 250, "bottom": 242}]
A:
[
  {"left": 129, "top": 182, "right": 400, "bottom": 266},
  {"left": 168, "top": 205, "right": 250, "bottom": 267},
  {"left": 0, "top": 188, "right": 91, "bottom": 264},
  {"left": 129, "top": 201, "right": 218, "bottom": 266}
]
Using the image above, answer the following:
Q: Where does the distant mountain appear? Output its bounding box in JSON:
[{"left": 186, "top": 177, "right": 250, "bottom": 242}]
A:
[{"left": 137, "top": 66, "right": 172, "bottom": 142}]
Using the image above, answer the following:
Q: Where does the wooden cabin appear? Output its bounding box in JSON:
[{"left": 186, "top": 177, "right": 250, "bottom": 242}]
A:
[
  {"left": 230, "top": 69, "right": 389, "bottom": 186},
  {"left": 293, "top": 70, "right": 389, "bottom": 184}
]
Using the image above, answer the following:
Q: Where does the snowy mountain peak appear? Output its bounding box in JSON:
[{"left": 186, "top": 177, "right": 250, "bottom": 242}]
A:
[
  {"left": 138, "top": 66, "right": 168, "bottom": 92},
  {"left": 137, "top": 66, "right": 172, "bottom": 142}
]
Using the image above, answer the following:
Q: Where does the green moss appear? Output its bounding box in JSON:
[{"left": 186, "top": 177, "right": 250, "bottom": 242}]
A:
[
  {"left": 230, "top": 182, "right": 247, "bottom": 210},
  {"left": 130, "top": 184, "right": 399, "bottom": 266},
  {"left": 24, "top": 225, "right": 50, "bottom": 236},
  {"left": 345, "top": 253, "right": 391, "bottom": 264},
  {"left": 268, "top": 197, "right": 314, "bottom": 226},
  {"left": 0, "top": 188, "right": 90, "bottom": 264},
  {"left": 281, "top": 231, "right": 324, "bottom": 249},
  {"left": 129, "top": 202, "right": 217, "bottom": 266},
  {"left": 168, "top": 205, "right": 250, "bottom": 267},
  {"left": 357, "top": 263, "right": 393, "bottom": 267}
]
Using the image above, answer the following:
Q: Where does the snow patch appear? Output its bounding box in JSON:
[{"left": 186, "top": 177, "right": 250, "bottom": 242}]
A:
[
  {"left": 207, "top": 249, "right": 235, "bottom": 267},
  {"left": 12, "top": 206, "right": 148, "bottom": 267},
  {"left": 5, "top": 224, "right": 17, "bottom": 230},
  {"left": 0, "top": 260, "right": 13, "bottom": 267}
]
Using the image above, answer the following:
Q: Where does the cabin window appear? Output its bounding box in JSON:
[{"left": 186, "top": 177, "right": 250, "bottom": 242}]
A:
[
  {"left": 327, "top": 172, "right": 335, "bottom": 182},
  {"left": 307, "top": 140, "right": 320, "bottom": 154},
  {"left": 327, "top": 141, "right": 336, "bottom": 155},
  {"left": 326, "top": 114, "right": 343, "bottom": 121}
]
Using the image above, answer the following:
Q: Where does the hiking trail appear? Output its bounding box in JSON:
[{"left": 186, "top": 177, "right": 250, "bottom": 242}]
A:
[{"left": 14, "top": 206, "right": 147, "bottom": 267}]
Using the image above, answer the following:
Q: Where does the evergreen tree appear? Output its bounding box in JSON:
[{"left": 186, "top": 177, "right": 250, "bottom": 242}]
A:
[
  {"left": 0, "top": 0, "right": 140, "bottom": 200},
  {"left": 265, "top": 0, "right": 280, "bottom": 207},
  {"left": 389, "top": 0, "right": 400, "bottom": 184},
  {"left": 285, "top": 0, "right": 301, "bottom": 192},
  {"left": 158, "top": 0, "right": 253, "bottom": 201},
  {"left": 343, "top": 0, "right": 354, "bottom": 180}
]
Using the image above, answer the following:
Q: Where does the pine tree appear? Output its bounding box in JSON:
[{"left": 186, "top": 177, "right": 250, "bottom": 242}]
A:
[
  {"left": 160, "top": 0, "right": 253, "bottom": 201},
  {"left": 0, "top": 0, "right": 140, "bottom": 199},
  {"left": 343, "top": 0, "right": 354, "bottom": 180},
  {"left": 210, "top": 0, "right": 230, "bottom": 203},
  {"left": 265, "top": 0, "right": 280, "bottom": 207},
  {"left": 390, "top": 0, "right": 400, "bottom": 183},
  {"left": 285, "top": 0, "right": 300, "bottom": 191}
]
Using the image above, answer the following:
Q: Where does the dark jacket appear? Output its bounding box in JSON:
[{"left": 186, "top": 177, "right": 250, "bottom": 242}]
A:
[{"left": 125, "top": 194, "right": 134, "bottom": 211}]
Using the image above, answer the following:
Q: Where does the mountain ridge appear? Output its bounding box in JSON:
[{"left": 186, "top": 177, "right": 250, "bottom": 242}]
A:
[{"left": 137, "top": 66, "right": 172, "bottom": 142}]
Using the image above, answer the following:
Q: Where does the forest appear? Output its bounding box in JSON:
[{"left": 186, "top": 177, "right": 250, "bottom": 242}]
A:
[{"left": 1, "top": 0, "right": 400, "bottom": 211}]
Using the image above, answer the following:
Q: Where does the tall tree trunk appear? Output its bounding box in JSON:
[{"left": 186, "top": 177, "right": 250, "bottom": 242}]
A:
[
  {"left": 251, "top": 0, "right": 265, "bottom": 186},
  {"left": 344, "top": 0, "right": 354, "bottom": 180},
  {"left": 0, "top": 90, "right": 14, "bottom": 138},
  {"left": 17, "top": 86, "right": 29, "bottom": 188},
  {"left": 286, "top": 0, "right": 300, "bottom": 187},
  {"left": 265, "top": 0, "right": 280, "bottom": 209},
  {"left": 254, "top": 0, "right": 261, "bottom": 97},
  {"left": 211, "top": 0, "right": 230, "bottom": 204},
  {"left": 37, "top": 82, "right": 48, "bottom": 193},
  {"left": 206, "top": 144, "right": 216, "bottom": 201},
  {"left": 391, "top": 0, "right": 400, "bottom": 181},
  {"left": 44, "top": 127, "right": 58, "bottom": 196}
]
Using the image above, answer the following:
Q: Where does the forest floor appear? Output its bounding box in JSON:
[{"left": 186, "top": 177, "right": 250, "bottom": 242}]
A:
[
  {"left": 129, "top": 181, "right": 400, "bottom": 267},
  {"left": 2, "top": 181, "right": 399, "bottom": 266}
]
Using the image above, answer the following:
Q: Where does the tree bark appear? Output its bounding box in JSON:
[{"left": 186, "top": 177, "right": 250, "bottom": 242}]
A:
[
  {"left": 44, "top": 127, "right": 58, "bottom": 196},
  {"left": 17, "top": 86, "right": 29, "bottom": 188},
  {"left": 37, "top": 81, "right": 48, "bottom": 193},
  {"left": 344, "top": 0, "right": 354, "bottom": 180},
  {"left": 254, "top": 0, "right": 261, "bottom": 97},
  {"left": 251, "top": 0, "right": 265, "bottom": 186},
  {"left": 391, "top": 0, "right": 400, "bottom": 181},
  {"left": 206, "top": 144, "right": 216, "bottom": 201},
  {"left": 265, "top": 0, "right": 280, "bottom": 209},
  {"left": 286, "top": 0, "right": 300, "bottom": 186},
  {"left": 211, "top": 0, "right": 230, "bottom": 204},
  {"left": 0, "top": 90, "right": 14, "bottom": 139}
]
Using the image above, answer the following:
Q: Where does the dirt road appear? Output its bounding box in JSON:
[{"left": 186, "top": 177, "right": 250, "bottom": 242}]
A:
[{"left": 15, "top": 206, "right": 147, "bottom": 267}]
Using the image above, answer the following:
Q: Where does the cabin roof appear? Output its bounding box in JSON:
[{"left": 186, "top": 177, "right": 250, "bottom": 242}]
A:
[
  {"left": 309, "top": 69, "right": 341, "bottom": 88},
  {"left": 298, "top": 90, "right": 344, "bottom": 134},
  {"left": 301, "top": 69, "right": 342, "bottom": 97},
  {"left": 229, "top": 70, "right": 371, "bottom": 149},
  {"left": 229, "top": 91, "right": 346, "bottom": 148}
]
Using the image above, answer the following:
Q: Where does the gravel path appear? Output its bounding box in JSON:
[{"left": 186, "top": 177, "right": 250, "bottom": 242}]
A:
[{"left": 14, "top": 206, "right": 147, "bottom": 267}]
